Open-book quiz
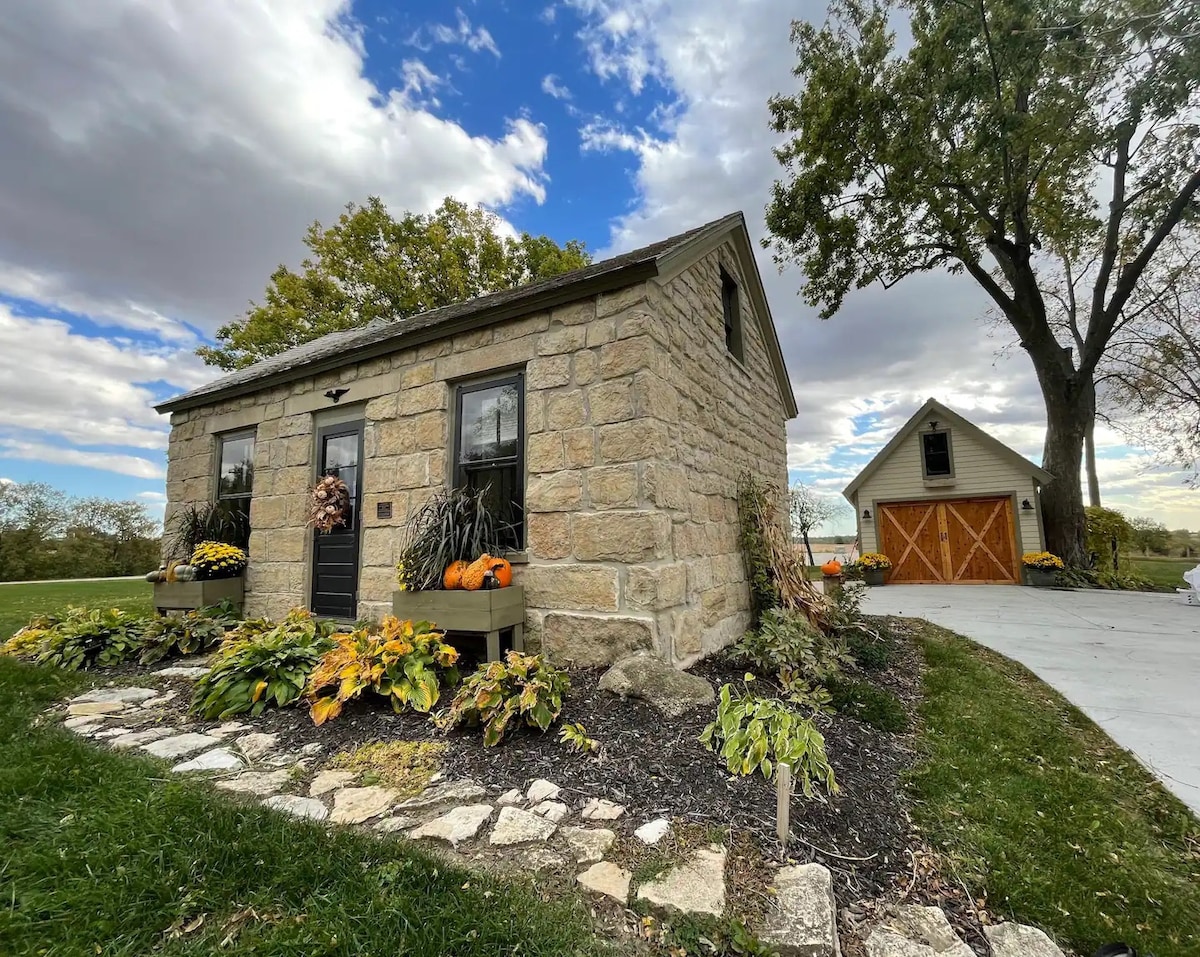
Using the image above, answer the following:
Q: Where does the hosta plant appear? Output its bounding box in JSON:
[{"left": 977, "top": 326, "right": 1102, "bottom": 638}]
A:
[
  {"left": 307, "top": 617, "right": 461, "bottom": 725},
  {"left": 2, "top": 615, "right": 58, "bottom": 658},
  {"left": 191, "top": 609, "right": 338, "bottom": 720},
  {"left": 699, "top": 677, "right": 837, "bottom": 796},
  {"left": 734, "top": 607, "right": 853, "bottom": 684},
  {"left": 138, "top": 611, "right": 228, "bottom": 665},
  {"left": 36, "top": 607, "right": 146, "bottom": 671},
  {"left": 437, "top": 652, "right": 569, "bottom": 747}
]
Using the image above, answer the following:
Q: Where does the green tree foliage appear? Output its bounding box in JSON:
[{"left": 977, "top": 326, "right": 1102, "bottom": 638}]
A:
[
  {"left": 1128, "top": 516, "right": 1170, "bottom": 555},
  {"left": 198, "top": 197, "right": 592, "bottom": 370},
  {"left": 765, "top": 0, "right": 1200, "bottom": 564},
  {"left": 1085, "top": 505, "right": 1132, "bottom": 572},
  {"left": 0, "top": 482, "right": 160, "bottom": 582}
]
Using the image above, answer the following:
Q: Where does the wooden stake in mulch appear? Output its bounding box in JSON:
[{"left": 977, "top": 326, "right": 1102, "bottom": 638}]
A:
[{"left": 777, "top": 761, "right": 792, "bottom": 847}]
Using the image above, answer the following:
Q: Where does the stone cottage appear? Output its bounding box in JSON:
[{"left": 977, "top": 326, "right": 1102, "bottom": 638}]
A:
[{"left": 156, "top": 212, "right": 797, "bottom": 667}]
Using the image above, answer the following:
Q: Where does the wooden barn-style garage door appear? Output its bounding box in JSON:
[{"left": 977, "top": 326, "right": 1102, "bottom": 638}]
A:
[{"left": 878, "top": 497, "right": 1020, "bottom": 584}]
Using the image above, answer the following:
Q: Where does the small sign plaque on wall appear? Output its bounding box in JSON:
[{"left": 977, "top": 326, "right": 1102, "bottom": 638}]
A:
[{"left": 376, "top": 501, "right": 393, "bottom": 520}]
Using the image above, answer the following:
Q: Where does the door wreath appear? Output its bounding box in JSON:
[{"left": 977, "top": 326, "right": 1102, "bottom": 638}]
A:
[{"left": 308, "top": 475, "right": 350, "bottom": 533}]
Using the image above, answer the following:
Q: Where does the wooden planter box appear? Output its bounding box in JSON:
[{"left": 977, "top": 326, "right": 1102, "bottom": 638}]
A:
[
  {"left": 153, "top": 577, "right": 245, "bottom": 615},
  {"left": 393, "top": 586, "right": 525, "bottom": 661}
]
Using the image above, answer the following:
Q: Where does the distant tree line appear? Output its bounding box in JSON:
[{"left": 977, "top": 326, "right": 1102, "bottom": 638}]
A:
[{"left": 0, "top": 481, "right": 161, "bottom": 582}]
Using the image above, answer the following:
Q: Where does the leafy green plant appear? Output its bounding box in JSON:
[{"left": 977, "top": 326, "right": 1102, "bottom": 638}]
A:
[
  {"left": 699, "top": 678, "right": 837, "bottom": 795},
  {"left": 138, "top": 611, "right": 228, "bottom": 665},
  {"left": 734, "top": 607, "right": 852, "bottom": 683},
  {"left": 826, "top": 677, "right": 908, "bottom": 732},
  {"left": 307, "top": 617, "right": 461, "bottom": 724},
  {"left": 437, "top": 651, "right": 570, "bottom": 747},
  {"left": 190, "top": 610, "right": 338, "bottom": 719},
  {"left": 167, "top": 500, "right": 250, "bottom": 558},
  {"left": 1085, "top": 506, "right": 1133, "bottom": 574},
  {"left": 2, "top": 615, "right": 57, "bottom": 658},
  {"left": 396, "top": 486, "right": 508, "bottom": 591},
  {"left": 558, "top": 722, "right": 598, "bottom": 754},
  {"left": 845, "top": 630, "right": 893, "bottom": 672},
  {"left": 35, "top": 607, "right": 146, "bottom": 671}
]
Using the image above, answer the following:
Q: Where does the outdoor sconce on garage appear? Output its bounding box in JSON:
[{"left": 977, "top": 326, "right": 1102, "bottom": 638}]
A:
[
  {"left": 862, "top": 508, "right": 872, "bottom": 520},
  {"left": 1021, "top": 499, "right": 1034, "bottom": 510}
]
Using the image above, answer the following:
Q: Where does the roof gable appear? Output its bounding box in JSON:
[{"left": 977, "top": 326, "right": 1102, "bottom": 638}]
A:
[
  {"left": 157, "top": 212, "right": 797, "bottom": 418},
  {"left": 842, "top": 398, "right": 1052, "bottom": 500}
]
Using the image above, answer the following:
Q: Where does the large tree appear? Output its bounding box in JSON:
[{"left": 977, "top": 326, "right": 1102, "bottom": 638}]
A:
[
  {"left": 199, "top": 197, "right": 591, "bottom": 370},
  {"left": 765, "top": 0, "right": 1200, "bottom": 564}
]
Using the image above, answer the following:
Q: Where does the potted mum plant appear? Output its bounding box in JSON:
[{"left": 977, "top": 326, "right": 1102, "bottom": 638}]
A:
[
  {"left": 856, "top": 552, "right": 892, "bottom": 586},
  {"left": 1022, "top": 551, "right": 1063, "bottom": 587},
  {"left": 151, "top": 540, "right": 248, "bottom": 614},
  {"left": 393, "top": 487, "right": 524, "bottom": 661}
]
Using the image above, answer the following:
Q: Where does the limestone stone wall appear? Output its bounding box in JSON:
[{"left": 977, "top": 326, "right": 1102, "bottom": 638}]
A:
[{"left": 164, "top": 256, "right": 790, "bottom": 667}]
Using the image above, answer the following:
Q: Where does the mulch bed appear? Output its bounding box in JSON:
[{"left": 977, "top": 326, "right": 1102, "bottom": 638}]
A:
[{"left": 108, "top": 615, "right": 927, "bottom": 908}]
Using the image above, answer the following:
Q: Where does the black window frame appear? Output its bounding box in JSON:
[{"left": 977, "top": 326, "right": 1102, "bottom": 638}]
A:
[
  {"left": 452, "top": 372, "right": 525, "bottom": 551},
  {"left": 720, "top": 266, "right": 744, "bottom": 362},
  {"left": 920, "top": 429, "right": 954, "bottom": 479},
  {"left": 215, "top": 429, "right": 256, "bottom": 501}
]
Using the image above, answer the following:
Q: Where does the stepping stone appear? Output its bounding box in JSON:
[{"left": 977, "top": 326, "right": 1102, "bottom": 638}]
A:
[
  {"left": 155, "top": 665, "right": 210, "bottom": 679},
  {"left": 489, "top": 806, "right": 557, "bottom": 846},
  {"left": 559, "top": 826, "right": 616, "bottom": 864},
  {"left": 73, "top": 687, "right": 158, "bottom": 705},
  {"left": 635, "top": 818, "right": 670, "bottom": 845},
  {"left": 142, "top": 732, "right": 222, "bottom": 760},
  {"left": 577, "top": 861, "right": 632, "bottom": 903},
  {"left": 532, "top": 801, "right": 570, "bottom": 822},
  {"left": 408, "top": 805, "right": 493, "bottom": 847},
  {"left": 758, "top": 863, "right": 840, "bottom": 957},
  {"left": 110, "top": 728, "right": 174, "bottom": 749},
  {"left": 93, "top": 728, "right": 133, "bottom": 740},
  {"left": 375, "top": 814, "right": 420, "bottom": 833},
  {"left": 63, "top": 717, "right": 104, "bottom": 733},
  {"left": 330, "top": 787, "right": 398, "bottom": 824},
  {"left": 868, "top": 906, "right": 972, "bottom": 957},
  {"left": 399, "top": 780, "right": 486, "bottom": 810},
  {"left": 211, "top": 721, "right": 250, "bottom": 737},
  {"left": 140, "top": 693, "right": 178, "bottom": 709},
  {"left": 310, "top": 770, "right": 358, "bottom": 796},
  {"left": 526, "top": 779, "right": 561, "bottom": 803},
  {"left": 234, "top": 732, "right": 279, "bottom": 762},
  {"left": 172, "top": 748, "right": 244, "bottom": 773},
  {"left": 497, "top": 788, "right": 524, "bottom": 807},
  {"left": 263, "top": 795, "right": 329, "bottom": 821},
  {"left": 299, "top": 742, "right": 324, "bottom": 756},
  {"left": 67, "top": 701, "right": 125, "bottom": 717},
  {"left": 581, "top": 798, "right": 625, "bottom": 821},
  {"left": 215, "top": 770, "right": 291, "bottom": 796},
  {"left": 636, "top": 845, "right": 726, "bottom": 917},
  {"left": 983, "top": 923, "right": 1066, "bottom": 957}
]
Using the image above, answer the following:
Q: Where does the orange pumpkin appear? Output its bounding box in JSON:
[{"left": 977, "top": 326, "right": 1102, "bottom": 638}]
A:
[
  {"left": 821, "top": 559, "right": 842, "bottom": 576},
  {"left": 489, "top": 557, "right": 513, "bottom": 588},
  {"left": 461, "top": 553, "right": 492, "bottom": 591},
  {"left": 443, "top": 560, "right": 469, "bottom": 590}
]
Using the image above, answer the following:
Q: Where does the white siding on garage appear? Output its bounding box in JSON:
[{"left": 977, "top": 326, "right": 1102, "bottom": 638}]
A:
[{"left": 854, "top": 424, "right": 1045, "bottom": 556}]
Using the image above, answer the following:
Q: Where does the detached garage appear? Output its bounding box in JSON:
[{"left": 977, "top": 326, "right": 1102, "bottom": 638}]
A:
[{"left": 843, "top": 398, "right": 1052, "bottom": 584}]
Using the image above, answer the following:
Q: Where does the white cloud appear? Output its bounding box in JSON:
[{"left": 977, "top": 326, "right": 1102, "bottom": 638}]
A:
[
  {"left": 0, "top": 0, "right": 543, "bottom": 333},
  {"left": 422, "top": 9, "right": 501, "bottom": 58},
  {"left": 541, "top": 74, "right": 573, "bottom": 100},
  {"left": 399, "top": 59, "right": 445, "bottom": 107},
  {"left": 0, "top": 440, "right": 164, "bottom": 480}
]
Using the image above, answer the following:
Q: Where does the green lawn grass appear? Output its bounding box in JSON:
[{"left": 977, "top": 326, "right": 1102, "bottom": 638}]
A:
[
  {"left": 1123, "top": 555, "right": 1195, "bottom": 591},
  {"left": 0, "top": 658, "right": 609, "bottom": 956},
  {"left": 909, "top": 624, "right": 1200, "bottom": 956},
  {"left": 0, "top": 578, "right": 150, "bottom": 639}
]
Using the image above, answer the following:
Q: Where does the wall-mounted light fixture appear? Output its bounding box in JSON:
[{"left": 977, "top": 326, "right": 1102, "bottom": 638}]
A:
[
  {"left": 862, "top": 508, "right": 872, "bottom": 520},
  {"left": 1021, "top": 498, "right": 1034, "bottom": 510},
  {"left": 929, "top": 420, "right": 939, "bottom": 430},
  {"left": 324, "top": 388, "right": 350, "bottom": 403}
]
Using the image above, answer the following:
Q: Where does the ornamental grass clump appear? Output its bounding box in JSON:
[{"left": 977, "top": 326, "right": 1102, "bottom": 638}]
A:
[
  {"left": 396, "top": 486, "right": 507, "bottom": 591},
  {"left": 190, "top": 541, "right": 248, "bottom": 580},
  {"left": 191, "top": 609, "right": 339, "bottom": 719},
  {"left": 437, "top": 651, "right": 569, "bottom": 747},
  {"left": 307, "top": 617, "right": 461, "bottom": 725}
]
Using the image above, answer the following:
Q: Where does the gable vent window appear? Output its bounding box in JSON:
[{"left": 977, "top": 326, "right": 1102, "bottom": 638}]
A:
[
  {"left": 921, "top": 430, "right": 953, "bottom": 478},
  {"left": 720, "top": 266, "right": 743, "bottom": 362}
]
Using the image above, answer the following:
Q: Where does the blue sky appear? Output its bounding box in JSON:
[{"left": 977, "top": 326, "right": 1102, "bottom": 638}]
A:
[{"left": 0, "top": 0, "right": 1195, "bottom": 533}]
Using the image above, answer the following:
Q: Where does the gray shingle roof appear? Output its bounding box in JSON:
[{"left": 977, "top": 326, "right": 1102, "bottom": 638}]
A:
[{"left": 157, "top": 211, "right": 769, "bottom": 414}]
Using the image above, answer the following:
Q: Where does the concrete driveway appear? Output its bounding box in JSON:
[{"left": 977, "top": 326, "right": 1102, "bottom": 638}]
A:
[{"left": 861, "top": 584, "right": 1200, "bottom": 816}]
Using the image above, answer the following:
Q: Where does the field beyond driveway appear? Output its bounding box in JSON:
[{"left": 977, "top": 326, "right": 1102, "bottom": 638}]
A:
[{"left": 863, "top": 584, "right": 1200, "bottom": 816}]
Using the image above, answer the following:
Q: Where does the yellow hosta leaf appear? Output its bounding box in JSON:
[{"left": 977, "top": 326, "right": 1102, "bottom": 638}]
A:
[
  {"left": 251, "top": 680, "right": 268, "bottom": 703},
  {"left": 310, "top": 696, "right": 342, "bottom": 726}
]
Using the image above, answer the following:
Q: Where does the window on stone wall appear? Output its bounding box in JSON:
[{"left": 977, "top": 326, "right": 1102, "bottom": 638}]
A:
[
  {"left": 453, "top": 374, "right": 524, "bottom": 550},
  {"left": 721, "top": 266, "right": 744, "bottom": 362},
  {"left": 216, "top": 431, "right": 256, "bottom": 500}
]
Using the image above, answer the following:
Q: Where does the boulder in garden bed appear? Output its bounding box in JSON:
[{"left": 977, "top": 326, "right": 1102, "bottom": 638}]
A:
[
  {"left": 598, "top": 651, "right": 714, "bottom": 717},
  {"left": 757, "top": 863, "right": 840, "bottom": 957}
]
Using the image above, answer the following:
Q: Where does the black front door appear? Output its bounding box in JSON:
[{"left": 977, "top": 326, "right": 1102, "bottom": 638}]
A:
[{"left": 311, "top": 421, "right": 363, "bottom": 619}]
